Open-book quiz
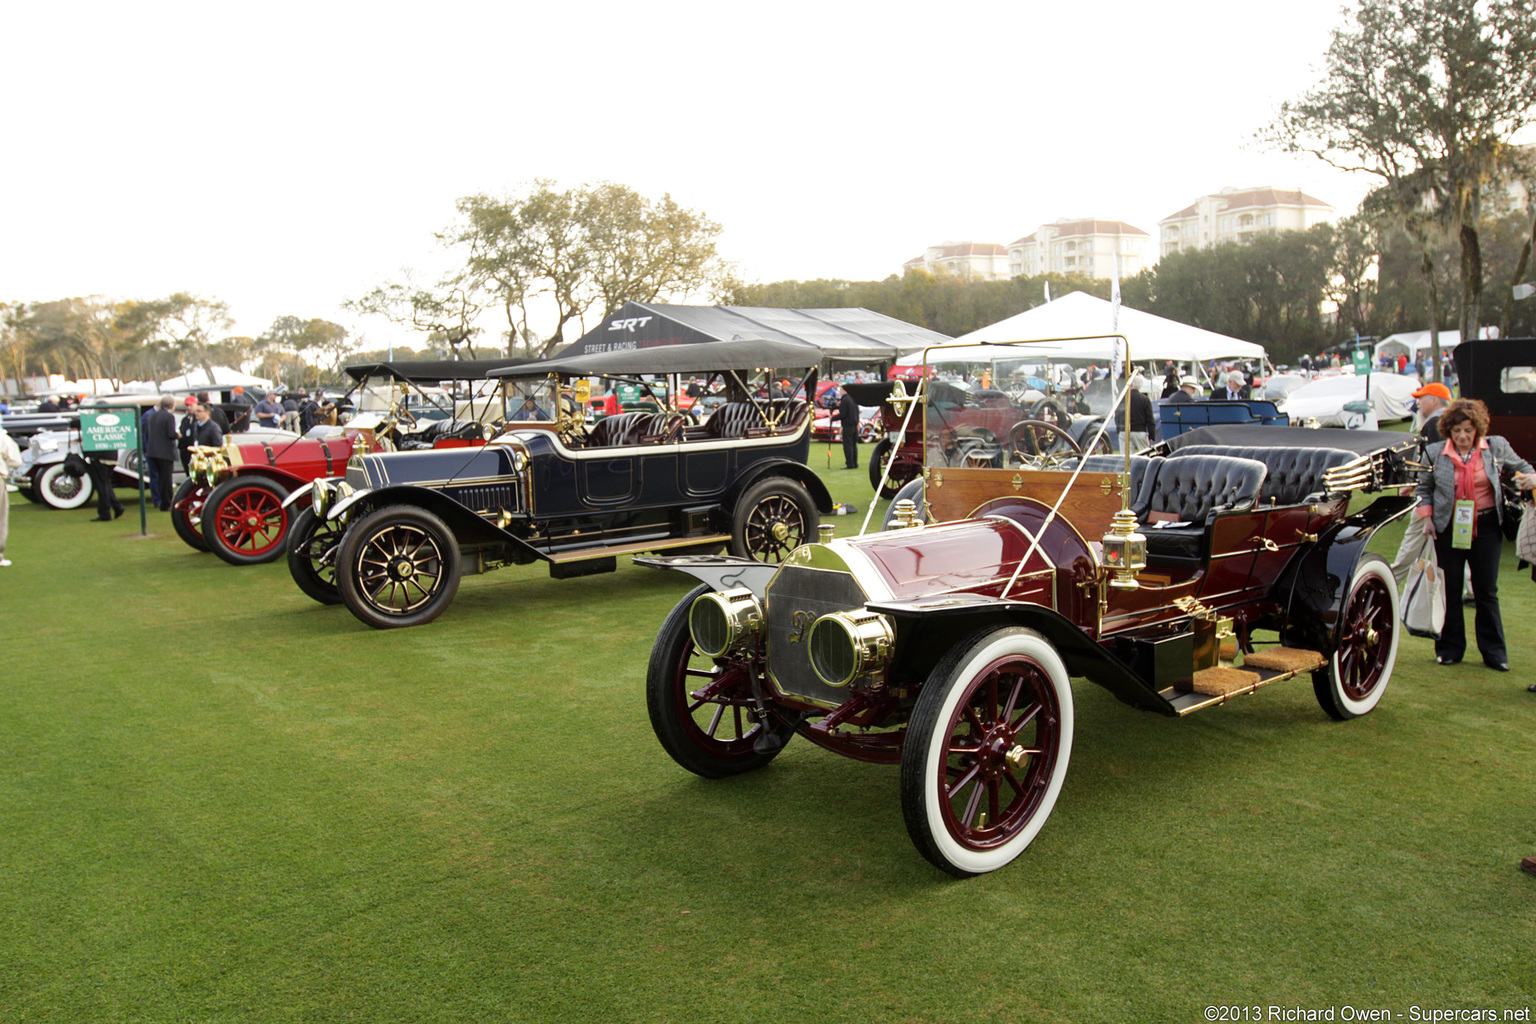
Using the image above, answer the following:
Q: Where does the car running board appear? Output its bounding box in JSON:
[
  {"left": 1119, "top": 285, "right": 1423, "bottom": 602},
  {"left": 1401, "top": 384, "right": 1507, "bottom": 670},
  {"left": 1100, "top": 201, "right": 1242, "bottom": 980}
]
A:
[
  {"left": 1159, "top": 647, "right": 1326, "bottom": 716},
  {"left": 544, "top": 533, "right": 732, "bottom": 564}
]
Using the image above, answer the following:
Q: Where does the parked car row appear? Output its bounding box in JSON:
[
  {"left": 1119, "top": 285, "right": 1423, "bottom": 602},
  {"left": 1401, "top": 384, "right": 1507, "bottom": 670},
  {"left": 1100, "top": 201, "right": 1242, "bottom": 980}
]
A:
[{"left": 32, "top": 332, "right": 1524, "bottom": 878}]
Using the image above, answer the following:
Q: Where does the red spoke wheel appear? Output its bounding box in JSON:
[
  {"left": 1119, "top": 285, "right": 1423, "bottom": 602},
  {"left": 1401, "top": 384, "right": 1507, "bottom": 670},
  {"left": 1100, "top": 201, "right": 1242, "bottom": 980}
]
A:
[
  {"left": 170, "top": 479, "right": 211, "bottom": 552},
  {"left": 902, "top": 627, "right": 1073, "bottom": 876},
  {"left": 1313, "top": 553, "right": 1398, "bottom": 720},
  {"left": 201, "top": 477, "right": 290, "bottom": 565},
  {"left": 730, "top": 477, "right": 818, "bottom": 564},
  {"left": 336, "top": 506, "right": 461, "bottom": 629},
  {"left": 646, "top": 584, "right": 793, "bottom": 777}
]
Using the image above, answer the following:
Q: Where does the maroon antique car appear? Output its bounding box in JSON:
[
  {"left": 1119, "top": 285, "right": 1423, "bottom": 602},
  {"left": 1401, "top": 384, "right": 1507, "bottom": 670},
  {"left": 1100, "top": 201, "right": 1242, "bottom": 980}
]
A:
[
  {"left": 173, "top": 360, "right": 510, "bottom": 565},
  {"left": 641, "top": 339, "right": 1417, "bottom": 876}
]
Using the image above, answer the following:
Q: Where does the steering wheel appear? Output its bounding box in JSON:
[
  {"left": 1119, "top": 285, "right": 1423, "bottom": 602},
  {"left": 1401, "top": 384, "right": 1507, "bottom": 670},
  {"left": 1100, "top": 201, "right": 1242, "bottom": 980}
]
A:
[
  {"left": 658, "top": 411, "right": 689, "bottom": 443},
  {"left": 1007, "top": 419, "right": 1082, "bottom": 468},
  {"left": 391, "top": 401, "right": 416, "bottom": 427}
]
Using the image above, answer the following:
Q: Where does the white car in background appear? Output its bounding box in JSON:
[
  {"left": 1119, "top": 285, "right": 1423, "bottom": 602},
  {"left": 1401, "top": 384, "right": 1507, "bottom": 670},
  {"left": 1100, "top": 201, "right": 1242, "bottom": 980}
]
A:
[{"left": 1278, "top": 373, "right": 1419, "bottom": 430}]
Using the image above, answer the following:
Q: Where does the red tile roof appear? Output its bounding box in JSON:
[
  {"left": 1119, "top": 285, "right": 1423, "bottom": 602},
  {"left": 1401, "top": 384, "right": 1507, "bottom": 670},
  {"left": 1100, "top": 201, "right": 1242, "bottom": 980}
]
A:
[{"left": 1048, "top": 219, "right": 1150, "bottom": 238}]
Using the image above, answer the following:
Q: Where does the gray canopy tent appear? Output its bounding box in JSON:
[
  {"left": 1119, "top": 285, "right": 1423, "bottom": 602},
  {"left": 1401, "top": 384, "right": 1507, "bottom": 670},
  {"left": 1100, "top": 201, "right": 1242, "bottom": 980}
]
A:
[{"left": 555, "top": 302, "right": 950, "bottom": 369}]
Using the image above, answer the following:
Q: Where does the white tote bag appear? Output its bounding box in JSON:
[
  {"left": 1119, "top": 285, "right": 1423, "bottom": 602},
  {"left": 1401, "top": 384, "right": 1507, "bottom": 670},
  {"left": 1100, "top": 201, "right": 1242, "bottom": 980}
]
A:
[
  {"left": 1516, "top": 498, "right": 1536, "bottom": 566},
  {"left": 1401, "top": 526, "right": 1445, "bottom": 638}
]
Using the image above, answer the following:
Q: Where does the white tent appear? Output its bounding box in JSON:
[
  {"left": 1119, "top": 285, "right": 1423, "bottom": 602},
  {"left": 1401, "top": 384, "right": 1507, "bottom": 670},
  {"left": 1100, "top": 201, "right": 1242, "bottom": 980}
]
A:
[
  {"left": 1373, "top": 328, "right": 1496, "bottom": 363},
  {"left": 159, "top": 366, "right": 272, "bottom": 390},
  {"left": 895, "top": 291, "right": 1266, "bottom": 367}
]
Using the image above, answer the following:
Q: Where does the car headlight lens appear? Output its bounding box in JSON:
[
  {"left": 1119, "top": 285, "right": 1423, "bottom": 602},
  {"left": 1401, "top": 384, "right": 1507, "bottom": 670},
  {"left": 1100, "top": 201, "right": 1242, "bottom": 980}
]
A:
[
  {"left": 312, "top": 479, "right": 333, "bottom": 515},
  {"left": 807, "top": 610, "right": 895, "bottom": 688},
  {"left": 688, "top": 588, "right": 763, "bottom": 657},
  {"left": 37, "top": 439, "right": 58, "bottom": 453}
]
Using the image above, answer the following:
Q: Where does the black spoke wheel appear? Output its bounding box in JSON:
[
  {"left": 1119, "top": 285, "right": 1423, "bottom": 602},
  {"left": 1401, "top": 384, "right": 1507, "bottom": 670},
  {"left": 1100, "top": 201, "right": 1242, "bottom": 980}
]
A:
[
  {"left": 901, "top": 627, "right": 1074, "bottom": 877},
  {"left": 1312, "top": 554, "right": 1398, "bottom": 720},
  {"left": 869, "top": 438, "right": 905, "bottom": 499},
  {"left": 337, "top": 506, "right": 462, "bottom": 629},
  {"left": 730, "top": 477, "right": 818, "bottom": 563},
  {"left": 287, "top": 506, "right": 346, "bottom": 605},
  {"left": 170, "top": 479, "right": 211, "bottom": 552},
  {"left": 646, "top": 584, "right": 793, "bottom": 777}
]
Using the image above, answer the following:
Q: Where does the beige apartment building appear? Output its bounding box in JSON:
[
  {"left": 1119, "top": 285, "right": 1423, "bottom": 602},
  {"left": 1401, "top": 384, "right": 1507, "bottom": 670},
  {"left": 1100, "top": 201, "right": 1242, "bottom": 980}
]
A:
[
  {"left": 1006, "top": 218, "right": 1150, "bottom": 279},
  {"left": 1158, "top": 185, "right": 1334, "bottom": 257},
  {"left": 901, "top": 242, "right": 1011, "bottom": 281}
]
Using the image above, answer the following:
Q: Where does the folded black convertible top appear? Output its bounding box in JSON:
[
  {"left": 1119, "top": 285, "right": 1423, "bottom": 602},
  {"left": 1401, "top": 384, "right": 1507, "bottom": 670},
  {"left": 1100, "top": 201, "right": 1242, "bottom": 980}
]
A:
[{"left": 1164, "top": 424, "right": 1420, "bottom": 455}]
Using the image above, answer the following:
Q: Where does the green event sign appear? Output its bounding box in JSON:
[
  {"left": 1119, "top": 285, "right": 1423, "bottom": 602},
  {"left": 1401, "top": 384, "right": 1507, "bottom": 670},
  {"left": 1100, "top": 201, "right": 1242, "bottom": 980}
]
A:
[
  {"left": 79, "top": 409, "right": 140, "bottom": 454},
  {"left": 1351, "top": 348, "right": 1371, "bottom": 376}
]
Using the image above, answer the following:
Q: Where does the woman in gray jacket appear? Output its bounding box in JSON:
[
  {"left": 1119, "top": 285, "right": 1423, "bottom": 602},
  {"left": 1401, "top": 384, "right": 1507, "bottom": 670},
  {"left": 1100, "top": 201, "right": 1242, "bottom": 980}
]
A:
[{"left": 1413, "top": 399, "right": 1536, "bottom": 671}]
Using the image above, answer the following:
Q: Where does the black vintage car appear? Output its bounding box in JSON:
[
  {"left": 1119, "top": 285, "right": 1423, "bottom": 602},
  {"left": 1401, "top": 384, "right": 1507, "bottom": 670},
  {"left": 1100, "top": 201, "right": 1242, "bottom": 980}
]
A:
[{"left": 285, "top": 337, "right": 833, "bottom": 629}]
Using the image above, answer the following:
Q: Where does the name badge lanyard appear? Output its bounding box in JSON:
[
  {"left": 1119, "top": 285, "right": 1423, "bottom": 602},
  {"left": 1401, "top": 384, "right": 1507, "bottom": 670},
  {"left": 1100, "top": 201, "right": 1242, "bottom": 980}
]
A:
[{"left": 1452, "top": 446, "right": 1477, "bottom": 550}]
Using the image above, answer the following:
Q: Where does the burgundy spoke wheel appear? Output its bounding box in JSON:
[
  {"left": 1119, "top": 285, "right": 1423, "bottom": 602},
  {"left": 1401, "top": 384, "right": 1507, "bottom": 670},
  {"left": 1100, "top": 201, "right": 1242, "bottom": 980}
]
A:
[
  {"left": 902, "top": 627, "right": 1074, "bottom": 876},
  {"left": 1313, "top": 554, "right": 1398, "bottom": 720},
  {"left": 647, "top": 584, "right": 793, "bottom": 778},
  {"left": 730, "top": 477, "right": 818, "bottom": 564},
  {"left": 201, "top": 478, "right": 290, "bottom": 565}
]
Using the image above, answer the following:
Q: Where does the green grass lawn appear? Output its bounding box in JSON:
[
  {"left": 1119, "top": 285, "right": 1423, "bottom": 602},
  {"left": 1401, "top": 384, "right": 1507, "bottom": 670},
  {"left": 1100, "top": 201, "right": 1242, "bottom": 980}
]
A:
[{"left": 2, "top": 445, "right": 1534, "bottom": 1022}]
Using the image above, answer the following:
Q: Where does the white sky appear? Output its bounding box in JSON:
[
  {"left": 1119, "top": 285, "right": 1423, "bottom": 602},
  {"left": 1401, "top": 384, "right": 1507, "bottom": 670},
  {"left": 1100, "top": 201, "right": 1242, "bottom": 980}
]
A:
[{"left": 1, "top": 0, "right": 1380, "bottom": 349}]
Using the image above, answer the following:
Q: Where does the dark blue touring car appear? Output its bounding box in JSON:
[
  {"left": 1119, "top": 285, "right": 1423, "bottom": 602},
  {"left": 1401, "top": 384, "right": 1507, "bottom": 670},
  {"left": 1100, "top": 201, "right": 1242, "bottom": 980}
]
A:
[{"left": 283, "top": 338, "right": 833, "bottom": 629}]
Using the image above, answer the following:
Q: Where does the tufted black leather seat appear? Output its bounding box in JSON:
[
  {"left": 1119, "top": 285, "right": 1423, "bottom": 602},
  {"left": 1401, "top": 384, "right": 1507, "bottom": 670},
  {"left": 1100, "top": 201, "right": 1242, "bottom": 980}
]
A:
[
  {"left": 1061, "top": 454, "right": 1158, "bottom": 517},
  {"left": 1166, "top": 445, "right": 1357, "bottom": 506},
  {"left": 704, "top": 399, "right": 809, "bottom": 439},
  {"left": 587, "top": 411, "right": 671, "bottom": 447},
  {"left": 1140, "top": 454, "right": 1268, "bottom": 561}
]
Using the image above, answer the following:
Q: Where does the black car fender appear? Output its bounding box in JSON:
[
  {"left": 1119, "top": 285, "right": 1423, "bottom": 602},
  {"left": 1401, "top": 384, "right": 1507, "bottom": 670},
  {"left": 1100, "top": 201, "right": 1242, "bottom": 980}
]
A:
[
  {"left": 333, "top": 484, "right": 545, "bottom": 563},
  {"left": 724, "top": 459, "right": 834, "bottom": 514},
  {"left": 1271, "top": 494, "right": 1414, "bottom": 652}
]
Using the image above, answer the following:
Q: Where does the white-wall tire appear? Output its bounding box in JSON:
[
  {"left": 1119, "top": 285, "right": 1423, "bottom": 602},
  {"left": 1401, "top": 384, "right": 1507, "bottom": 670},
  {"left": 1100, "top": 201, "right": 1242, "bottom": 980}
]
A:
[{"left": 901, "top": 626, "right": 1074, "bottom": 876}]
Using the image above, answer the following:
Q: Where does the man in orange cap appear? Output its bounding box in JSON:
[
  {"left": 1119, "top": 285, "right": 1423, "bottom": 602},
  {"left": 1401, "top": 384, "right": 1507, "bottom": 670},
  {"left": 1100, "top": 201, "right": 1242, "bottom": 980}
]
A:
[{"left": 1412, "top": 381, "right": 1452, "bottom": 444}]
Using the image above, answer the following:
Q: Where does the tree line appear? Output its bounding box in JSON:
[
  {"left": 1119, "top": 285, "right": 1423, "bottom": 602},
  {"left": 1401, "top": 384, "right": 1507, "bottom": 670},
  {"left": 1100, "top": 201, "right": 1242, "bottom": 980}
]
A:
[{"left": 0, "top": 296, "right": 357, "bottom": 391}]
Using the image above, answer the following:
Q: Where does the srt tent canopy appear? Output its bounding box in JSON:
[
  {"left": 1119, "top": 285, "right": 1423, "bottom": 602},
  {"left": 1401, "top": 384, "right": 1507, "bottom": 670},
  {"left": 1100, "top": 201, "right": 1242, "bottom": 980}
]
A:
[
  {"left": 894, "top": 291, "right": 1266, "bottom": 366},
  {"left": 556, "top": 302, "right": 951, "bottom": 362}
]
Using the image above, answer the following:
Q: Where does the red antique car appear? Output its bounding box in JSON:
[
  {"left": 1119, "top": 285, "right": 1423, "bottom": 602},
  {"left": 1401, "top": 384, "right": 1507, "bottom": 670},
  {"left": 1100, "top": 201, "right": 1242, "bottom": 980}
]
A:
[
  {"left": 641, "top": 338, "right": 1418, "bottom": 876},
  {"left": 172, "top": 359, "right": 512, "bottom": 565}
]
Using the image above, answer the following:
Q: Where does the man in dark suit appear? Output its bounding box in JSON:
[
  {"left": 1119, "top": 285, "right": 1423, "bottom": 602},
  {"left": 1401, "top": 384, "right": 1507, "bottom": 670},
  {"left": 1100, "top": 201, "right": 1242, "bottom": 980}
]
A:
[
  {"left": 1208, "top": 371, "right": 1251, "bottom": 401},
  {"left": 177, "top": 396, "right": 198, "bottom": 471},
  {"left": 144, "top": 395, "right": 179, "bottom": 510},
  {"left": 191, "top": 403, "right": 224, "bottom": 447},
  {"left": 837, "top": 387, "right": 860, "bottom": 469},
  {"left": 1167, "top": 376, "right": 1201, "bottom": 404}
]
